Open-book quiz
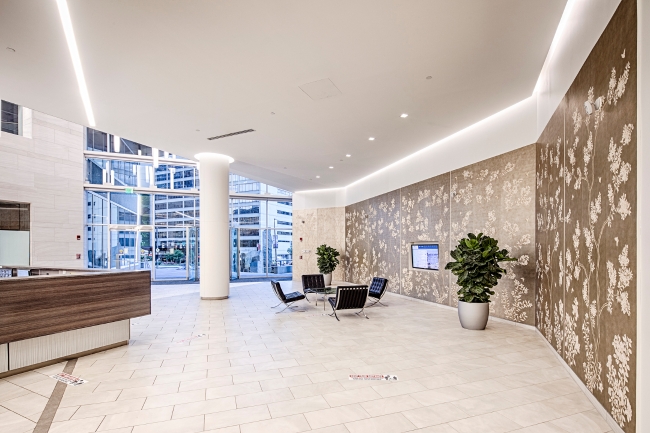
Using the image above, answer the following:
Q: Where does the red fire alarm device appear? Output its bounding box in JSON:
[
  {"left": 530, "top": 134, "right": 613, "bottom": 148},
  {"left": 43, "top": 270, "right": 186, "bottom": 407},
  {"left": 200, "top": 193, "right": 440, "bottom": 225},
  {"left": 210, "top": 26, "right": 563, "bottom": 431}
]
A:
[
  {"left": 77, "top": 235, "right": 81, "bottom": 240},
  {"left": 300, "top": 237, "right": 303, "bottom": 241},
  {"left": 299, "top": 255, "right": 303, "bottom": 259},
  {"left": 76, "top": 254, "right": 81, "bottom": 259}
]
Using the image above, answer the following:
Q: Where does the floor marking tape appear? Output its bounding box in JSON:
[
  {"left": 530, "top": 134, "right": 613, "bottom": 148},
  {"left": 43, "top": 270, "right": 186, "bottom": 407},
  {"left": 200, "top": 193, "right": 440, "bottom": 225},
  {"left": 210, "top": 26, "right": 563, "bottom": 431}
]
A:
[
  {"left": 175, "top": 333, "right": 207, "bottom": 344},
  {"left": 349, "top": 374, "right": 398, "bottom": 381},
  {"left": 50, "top": 372, "right": 87, "bottom": 386}
]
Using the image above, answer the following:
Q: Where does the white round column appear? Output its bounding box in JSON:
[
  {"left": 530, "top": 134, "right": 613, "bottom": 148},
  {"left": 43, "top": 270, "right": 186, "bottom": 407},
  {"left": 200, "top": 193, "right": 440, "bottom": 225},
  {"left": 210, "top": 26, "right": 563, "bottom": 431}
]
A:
[{"left": 196, "top": 153, "right": 232, "bottom": 300}]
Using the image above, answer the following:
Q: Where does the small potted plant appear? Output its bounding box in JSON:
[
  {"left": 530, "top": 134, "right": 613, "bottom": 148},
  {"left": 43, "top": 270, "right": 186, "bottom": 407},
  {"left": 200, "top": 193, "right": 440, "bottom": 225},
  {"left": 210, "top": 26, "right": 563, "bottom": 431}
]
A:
[
  {"left": 316, "top": 244, "right": 340, "bottom": 286},
  {"left": 445, "top": 233, "right": 515, "bottom": 330}
]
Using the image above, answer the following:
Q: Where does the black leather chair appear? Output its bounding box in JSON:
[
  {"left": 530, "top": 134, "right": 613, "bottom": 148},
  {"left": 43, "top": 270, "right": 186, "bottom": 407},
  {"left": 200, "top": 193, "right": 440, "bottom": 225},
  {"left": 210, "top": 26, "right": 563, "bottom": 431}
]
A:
[
  {"left": 301, "top": 274, "right": 326, "bottom": 305},
  {"left": 327, "top": 285, "right": 369, "bottom": 320},
  {"left": 271, "top": 281, "right": 306, "bottom": 313},
  {"left": 366, "top": 277, "right": 389, "bottom": 307}
]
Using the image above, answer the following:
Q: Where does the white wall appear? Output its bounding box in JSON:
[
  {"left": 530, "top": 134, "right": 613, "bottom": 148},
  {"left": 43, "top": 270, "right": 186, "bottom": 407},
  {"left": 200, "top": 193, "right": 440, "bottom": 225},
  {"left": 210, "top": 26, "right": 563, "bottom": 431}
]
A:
[
  {"left": 0, "top": 110, "right": 85, "bottom": 268},
  {"left": 637, "top": 1, "right": 649, "bottom": 431}
]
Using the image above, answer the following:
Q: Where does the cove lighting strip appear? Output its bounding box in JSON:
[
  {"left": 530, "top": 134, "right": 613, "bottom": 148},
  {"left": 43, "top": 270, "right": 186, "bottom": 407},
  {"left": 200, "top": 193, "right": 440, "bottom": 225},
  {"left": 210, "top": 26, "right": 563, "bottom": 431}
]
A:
[
  {"left": 56, "top": 0, "right": 96, "bottom": 126},
  {"left": 533, "top": 0, "right": 576, "bottom": 94}
]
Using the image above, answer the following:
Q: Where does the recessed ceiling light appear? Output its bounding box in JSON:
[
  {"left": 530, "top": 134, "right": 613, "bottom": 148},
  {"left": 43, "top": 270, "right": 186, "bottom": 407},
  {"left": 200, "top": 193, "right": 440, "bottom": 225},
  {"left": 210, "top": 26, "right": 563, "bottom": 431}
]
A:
[
  {"left": 368, "top": 137, "right": 375, "bottom": 141},
  {"left": 271, "top": 112, "right": 275, "bottom": 115},
  {"left": 316, "top": 175, "right": 320, "bottom": 178},
  {"left": 196, "top": 129, "right": 200, "bottom": 132},
  {"left": 400, "top": 113, "right": 408, "bottom": 118},
  {"left": 426, "top": 76, "right": 432, "bottom": 80},
  {"left": 56, "top": 0, "right": 95, "bottom": 127},
  {"left": 329, "top": 166, "right": 334, "bottom": 169},
  {"left": 346, "top": 154, "right": 351, "bottom": 157},
  {"left": 284, "top": 167, "right": 287, "bottom": 169}
]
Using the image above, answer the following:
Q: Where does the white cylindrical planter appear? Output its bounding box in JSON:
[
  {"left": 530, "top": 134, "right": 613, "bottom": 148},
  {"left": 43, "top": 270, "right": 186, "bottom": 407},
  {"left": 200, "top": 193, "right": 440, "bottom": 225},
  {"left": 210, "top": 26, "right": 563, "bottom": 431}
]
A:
[
  {"left": 457, "top": 301, "right": 489, "bottom": 330},
  {"left": 196, "top": 153, "right": 232, "bottom": 300}
]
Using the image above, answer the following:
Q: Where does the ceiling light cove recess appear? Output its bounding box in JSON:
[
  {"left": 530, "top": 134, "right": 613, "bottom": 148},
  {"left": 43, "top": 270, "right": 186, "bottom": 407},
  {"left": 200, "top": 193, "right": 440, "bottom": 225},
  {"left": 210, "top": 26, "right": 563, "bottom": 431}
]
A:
[
  {"left": 346, "top": 154, "right": 351, "bottom": 157},
  {"left": 56, "top": 0, "right": 96, "bottom": 127},
  {"left": 329, "top": 166, "right": 334, "bottom": 169},
  {"left": 400, "top": 113, "right": 408, "bottom": 118},
  {"left": 368, "top": 137, "right": 375, "bottom": 141}
]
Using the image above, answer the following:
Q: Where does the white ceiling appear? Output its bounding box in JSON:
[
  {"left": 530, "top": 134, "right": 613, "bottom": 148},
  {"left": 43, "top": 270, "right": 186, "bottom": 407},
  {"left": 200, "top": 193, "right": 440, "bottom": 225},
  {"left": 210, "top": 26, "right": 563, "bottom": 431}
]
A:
[{"left": 0, "top": 0, "right": 566, "bottom": 191}]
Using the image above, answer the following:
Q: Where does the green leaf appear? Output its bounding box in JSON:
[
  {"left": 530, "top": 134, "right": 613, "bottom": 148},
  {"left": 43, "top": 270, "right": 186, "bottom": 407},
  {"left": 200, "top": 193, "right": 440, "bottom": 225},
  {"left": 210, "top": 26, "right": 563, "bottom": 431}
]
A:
[{"left": 446, "top": 233, "right": 516, "bottom": 303}]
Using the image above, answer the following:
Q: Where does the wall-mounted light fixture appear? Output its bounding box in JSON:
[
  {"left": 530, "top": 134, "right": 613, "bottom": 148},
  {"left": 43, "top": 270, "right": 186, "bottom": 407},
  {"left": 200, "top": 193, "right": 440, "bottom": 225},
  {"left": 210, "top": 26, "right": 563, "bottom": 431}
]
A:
[{"left": 586, "top": 96, "right": 604, "bottom": 115}]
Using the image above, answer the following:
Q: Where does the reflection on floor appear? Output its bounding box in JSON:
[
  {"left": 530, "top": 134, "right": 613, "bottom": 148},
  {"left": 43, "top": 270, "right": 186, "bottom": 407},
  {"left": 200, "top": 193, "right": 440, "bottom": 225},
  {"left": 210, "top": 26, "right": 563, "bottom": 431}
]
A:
[{"left": 0, "top": 282, "right": 612, "bottom": 433}]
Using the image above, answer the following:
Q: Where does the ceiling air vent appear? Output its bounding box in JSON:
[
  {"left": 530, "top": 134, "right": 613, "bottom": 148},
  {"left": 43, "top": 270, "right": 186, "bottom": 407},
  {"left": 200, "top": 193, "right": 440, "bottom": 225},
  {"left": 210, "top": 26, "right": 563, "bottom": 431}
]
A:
[{"left": 207, "top": 129, "right": 255, "bottom": 140}]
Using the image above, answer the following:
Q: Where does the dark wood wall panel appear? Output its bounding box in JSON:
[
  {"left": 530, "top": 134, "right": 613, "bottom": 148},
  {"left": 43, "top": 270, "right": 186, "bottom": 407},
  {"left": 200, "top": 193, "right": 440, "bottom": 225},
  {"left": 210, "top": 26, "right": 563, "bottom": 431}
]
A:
[{"left": 0, "top": 271, "right": 151, "bottom": 344}]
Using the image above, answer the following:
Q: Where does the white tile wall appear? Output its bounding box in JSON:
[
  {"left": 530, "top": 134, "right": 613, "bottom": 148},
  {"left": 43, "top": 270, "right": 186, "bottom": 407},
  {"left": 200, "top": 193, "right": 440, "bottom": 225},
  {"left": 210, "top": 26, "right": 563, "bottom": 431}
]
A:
[{"left": 0, "top": 110, "right": 85, "bottom": 268}]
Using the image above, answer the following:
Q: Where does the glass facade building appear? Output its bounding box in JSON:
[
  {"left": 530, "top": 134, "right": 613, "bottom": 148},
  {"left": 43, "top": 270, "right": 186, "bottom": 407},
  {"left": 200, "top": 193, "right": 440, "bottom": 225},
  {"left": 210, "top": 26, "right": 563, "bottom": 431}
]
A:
[{"left": 83, "top": 128, "right": 292, "bottom": 281}]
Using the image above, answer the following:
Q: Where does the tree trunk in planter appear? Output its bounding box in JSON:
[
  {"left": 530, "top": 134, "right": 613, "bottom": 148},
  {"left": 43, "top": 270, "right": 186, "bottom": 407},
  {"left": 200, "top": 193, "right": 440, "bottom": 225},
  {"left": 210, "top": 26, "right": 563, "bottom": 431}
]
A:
[
  {"left": 323, "top": 273, "right": 332, "bottom": 286},
  {"left": 458, "top": 301, "right": 489, "bottom": 330}
]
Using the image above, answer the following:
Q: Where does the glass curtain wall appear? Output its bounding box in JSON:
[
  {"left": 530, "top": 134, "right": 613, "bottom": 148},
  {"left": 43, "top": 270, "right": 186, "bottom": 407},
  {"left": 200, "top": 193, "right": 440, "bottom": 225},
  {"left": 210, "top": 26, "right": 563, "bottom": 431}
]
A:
[
  {"left": 229, "top": 174, "right": 294, "bottom": 279},
  {"left": 84, "top": 128, "right": 293, "bottom": 281}
]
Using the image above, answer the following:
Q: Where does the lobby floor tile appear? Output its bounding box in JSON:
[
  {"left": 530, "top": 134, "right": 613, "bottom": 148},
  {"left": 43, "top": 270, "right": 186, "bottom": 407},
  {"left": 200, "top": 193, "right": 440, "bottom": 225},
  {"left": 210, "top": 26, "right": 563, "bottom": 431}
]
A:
[{"left": 3, "top": 282, "right": 611, "bottom": 433}]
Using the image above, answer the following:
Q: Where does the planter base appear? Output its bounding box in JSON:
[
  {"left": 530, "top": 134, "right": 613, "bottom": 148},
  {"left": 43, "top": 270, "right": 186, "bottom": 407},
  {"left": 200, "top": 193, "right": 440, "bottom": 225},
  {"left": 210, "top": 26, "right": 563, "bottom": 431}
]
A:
[
  {"left": 323, "top": 273, "right": 332, "bottom": 286},
  {"left": 458, "top": 301, "right": 489, "bottom": 330}
]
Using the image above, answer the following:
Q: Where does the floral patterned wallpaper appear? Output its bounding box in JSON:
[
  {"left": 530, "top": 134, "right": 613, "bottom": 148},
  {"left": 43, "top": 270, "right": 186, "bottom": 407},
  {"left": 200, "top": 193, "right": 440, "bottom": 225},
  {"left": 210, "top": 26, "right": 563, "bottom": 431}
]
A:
[
  {"left": 344, "top": 144, "right": 537, "bottom": 326},
  {"left": 536, "top": 0, "right": 636, "bottom": 430}
]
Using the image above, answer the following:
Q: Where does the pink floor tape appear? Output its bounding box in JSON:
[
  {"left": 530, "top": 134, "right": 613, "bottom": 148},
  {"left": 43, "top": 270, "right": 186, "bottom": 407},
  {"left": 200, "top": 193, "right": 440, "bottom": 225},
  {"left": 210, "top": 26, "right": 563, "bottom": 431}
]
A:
[{"left": 50, "top": 372, "right": 87, "bottom": 386}]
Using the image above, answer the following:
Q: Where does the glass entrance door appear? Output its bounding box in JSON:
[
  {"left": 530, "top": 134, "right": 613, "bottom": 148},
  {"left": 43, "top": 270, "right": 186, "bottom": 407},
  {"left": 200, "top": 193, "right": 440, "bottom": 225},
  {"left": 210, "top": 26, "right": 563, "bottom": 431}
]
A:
[
  {"left": 187, "top": 227, "right": 199, "bottom": 281},
  {"left": 154, "top": 231, "right": 187, "bottom": 280},
  {"left": 110, "top": 228, "right": 153, "bottom": 271}
]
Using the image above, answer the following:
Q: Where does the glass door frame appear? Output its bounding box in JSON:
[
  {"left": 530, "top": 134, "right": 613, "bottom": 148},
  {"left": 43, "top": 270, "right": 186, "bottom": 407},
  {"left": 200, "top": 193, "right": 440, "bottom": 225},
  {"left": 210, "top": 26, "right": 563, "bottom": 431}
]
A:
[{"left": 107, "top": 224, "right": 154, "bottom": 273}]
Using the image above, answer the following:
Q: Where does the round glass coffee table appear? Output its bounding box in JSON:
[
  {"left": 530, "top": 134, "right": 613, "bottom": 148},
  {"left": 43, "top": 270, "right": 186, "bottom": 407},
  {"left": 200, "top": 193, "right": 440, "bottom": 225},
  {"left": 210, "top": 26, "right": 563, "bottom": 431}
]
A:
[{"left": 313, "top": 285, "right": 337, "bottom": 310}]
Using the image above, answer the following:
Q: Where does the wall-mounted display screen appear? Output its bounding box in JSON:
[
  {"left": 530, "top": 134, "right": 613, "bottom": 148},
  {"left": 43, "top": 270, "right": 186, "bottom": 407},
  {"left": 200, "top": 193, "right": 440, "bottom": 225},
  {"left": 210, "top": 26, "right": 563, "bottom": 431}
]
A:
[{"left": 411, "top": 243, "right": 439, "bottom": 270}]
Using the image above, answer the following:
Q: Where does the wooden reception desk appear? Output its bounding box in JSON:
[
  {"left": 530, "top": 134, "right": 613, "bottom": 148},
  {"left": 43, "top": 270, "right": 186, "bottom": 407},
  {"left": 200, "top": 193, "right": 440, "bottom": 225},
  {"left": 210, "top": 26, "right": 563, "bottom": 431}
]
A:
[{"left": 0, "top": 267, "right": 151, "bottom": 376}]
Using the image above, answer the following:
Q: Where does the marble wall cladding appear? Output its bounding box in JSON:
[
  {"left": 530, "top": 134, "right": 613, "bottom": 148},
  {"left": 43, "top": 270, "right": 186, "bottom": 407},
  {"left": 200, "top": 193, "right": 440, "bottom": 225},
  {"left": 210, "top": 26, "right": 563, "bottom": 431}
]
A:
[
  {"left": 292, "top": 207, "right": 346, "bottom": 283},
  {"left": 0, "top": 110, "right": 84, "bottom": 268},
  {"left": 536, "top": 0, "right": 637, "bottom": 431},
  {"left": 344, "top": 144, "right": 537, "bottom": 324}
]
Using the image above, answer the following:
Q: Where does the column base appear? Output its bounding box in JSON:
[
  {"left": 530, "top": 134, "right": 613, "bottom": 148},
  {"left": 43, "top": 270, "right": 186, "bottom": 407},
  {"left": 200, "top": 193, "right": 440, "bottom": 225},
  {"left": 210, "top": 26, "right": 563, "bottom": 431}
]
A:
[{"left": 201, "top": 296, "right": 229, "bottom": 300}]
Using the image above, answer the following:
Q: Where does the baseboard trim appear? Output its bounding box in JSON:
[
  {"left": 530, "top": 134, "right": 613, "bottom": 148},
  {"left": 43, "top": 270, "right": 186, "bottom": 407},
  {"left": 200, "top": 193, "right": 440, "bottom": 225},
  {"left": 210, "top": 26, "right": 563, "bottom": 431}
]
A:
[
  {"left": 535, "top": 329, "right": 625, "bottom": 433},
  {"left": 384, "top": 291, "right": 538, "bottom": 331},
  {"left": 201, "top": 296, "right": 229, "bottom": 300},
  {"left": 0, "top": 341, "right": 128, "bottom": 379}
]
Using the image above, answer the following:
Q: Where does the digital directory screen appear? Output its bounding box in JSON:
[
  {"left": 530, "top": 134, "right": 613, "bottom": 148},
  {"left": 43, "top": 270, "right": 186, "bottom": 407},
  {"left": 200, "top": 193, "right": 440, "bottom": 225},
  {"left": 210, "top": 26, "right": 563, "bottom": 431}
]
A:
[{"left": 411, "top": 244, "right": 439, "bottom": 270}]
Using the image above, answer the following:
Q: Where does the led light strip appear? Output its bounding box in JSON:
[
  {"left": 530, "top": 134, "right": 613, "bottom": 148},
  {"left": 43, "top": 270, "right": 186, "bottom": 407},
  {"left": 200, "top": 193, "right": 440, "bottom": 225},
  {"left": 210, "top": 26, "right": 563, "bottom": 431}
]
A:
[
  {"left": 56, "top": 0, "right": 96, "bottom": 126},
  {"left": 533, "top": 0, "right": 577, "bottom": 94}
]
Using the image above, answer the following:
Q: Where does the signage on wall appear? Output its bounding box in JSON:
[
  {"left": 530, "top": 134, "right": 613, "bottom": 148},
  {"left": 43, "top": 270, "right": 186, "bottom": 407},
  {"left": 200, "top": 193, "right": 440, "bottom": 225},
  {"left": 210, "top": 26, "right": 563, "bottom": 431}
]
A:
[{"left": 125, "top": 187, "right": 134, "bottom": 194}]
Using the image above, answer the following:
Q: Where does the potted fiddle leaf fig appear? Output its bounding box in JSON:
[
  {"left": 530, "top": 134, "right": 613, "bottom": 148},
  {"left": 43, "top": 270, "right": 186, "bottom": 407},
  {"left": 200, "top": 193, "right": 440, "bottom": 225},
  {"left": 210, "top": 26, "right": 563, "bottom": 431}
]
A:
[
  {"left": 316, "top": 244, "right": 340, "bottom": 286},
  {"left": 445, "top": 233, "right": 516, "bottom": 330}
]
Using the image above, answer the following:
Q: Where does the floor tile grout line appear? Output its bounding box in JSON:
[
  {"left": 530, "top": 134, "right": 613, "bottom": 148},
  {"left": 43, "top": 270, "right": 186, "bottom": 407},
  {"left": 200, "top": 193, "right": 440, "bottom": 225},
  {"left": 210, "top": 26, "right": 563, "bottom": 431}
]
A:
[
  {"left": 33, "top": 357, "right": 77, "bottom": 433},
  {"left": 0, "top": 402, "right": 39, "bottom": 427}
]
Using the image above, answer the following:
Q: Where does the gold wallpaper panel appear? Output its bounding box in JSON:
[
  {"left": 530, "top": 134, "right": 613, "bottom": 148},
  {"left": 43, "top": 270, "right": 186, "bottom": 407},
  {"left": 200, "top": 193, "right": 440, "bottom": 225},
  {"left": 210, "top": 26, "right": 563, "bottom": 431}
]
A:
[
  {"left": 344, "top": 143, "right": 537, "bottom": 326},
  {"left": 536, "top": 0, "right": 637, "bottom": 430}
]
